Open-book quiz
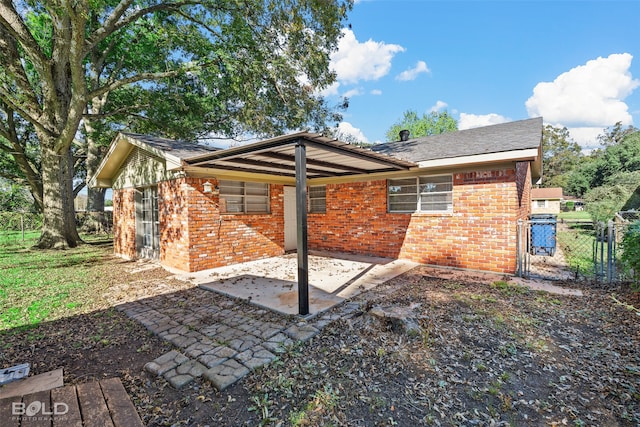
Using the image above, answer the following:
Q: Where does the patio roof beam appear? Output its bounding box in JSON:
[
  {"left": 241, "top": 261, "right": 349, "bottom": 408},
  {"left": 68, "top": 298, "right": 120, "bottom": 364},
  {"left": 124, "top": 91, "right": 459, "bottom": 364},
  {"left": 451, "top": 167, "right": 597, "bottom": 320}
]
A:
[
  {"left": 305, "top": 140, "right": 413, "bottom": 170},
  {"left": 199, "top": 163, "right": 297, "bottom": 178},
  {"left": 295, "top": 140, "right": 309, "bottom": 316},
  {"left": 186, "top": 142, "right": 300, "bottom": 167},
  {"left": 257, "top": 151, "right": 372, "bottom": 174},
  {"left": 216, "top": 157, "right": 337, "bottom": 177}
]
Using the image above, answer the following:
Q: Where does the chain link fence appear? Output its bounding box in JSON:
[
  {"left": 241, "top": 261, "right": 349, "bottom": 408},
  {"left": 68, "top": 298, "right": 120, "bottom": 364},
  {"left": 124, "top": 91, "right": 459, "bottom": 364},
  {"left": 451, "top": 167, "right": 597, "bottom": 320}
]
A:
[
  {"left": 518, "top": 214, "right": 637, "bottom": 283},
  {"left": 0, "top": 211, "right": 43, "bottom": 245},
  {"left": 0, "top": 211, "right": 113, "bottom": 245},
  {"left": 557, "top": 219, "right": 601, "bottom": 281}
]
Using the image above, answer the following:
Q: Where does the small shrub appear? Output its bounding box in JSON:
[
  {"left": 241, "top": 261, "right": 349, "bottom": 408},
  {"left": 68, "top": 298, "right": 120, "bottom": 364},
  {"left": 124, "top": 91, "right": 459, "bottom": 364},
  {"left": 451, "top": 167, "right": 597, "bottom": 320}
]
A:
[{"left": 621, "top": 220, "right": 640, "bottom": 287}]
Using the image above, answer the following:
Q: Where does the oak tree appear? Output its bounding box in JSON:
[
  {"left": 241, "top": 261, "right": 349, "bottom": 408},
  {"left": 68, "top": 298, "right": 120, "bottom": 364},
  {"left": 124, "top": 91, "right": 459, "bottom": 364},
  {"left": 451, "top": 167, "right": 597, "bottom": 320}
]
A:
[{"left": 0, "top": 0, "right": 352, "bottom": 248}]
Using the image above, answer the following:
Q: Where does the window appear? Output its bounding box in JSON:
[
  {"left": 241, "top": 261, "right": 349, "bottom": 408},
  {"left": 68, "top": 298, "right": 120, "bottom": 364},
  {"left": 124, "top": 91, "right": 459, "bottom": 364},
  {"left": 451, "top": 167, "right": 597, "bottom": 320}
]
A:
[
  {"left": 308, "top": 185, "right": 326, "bottom": 213},
  {"left": 219, "top": 180, "right": 269, "bottom": 213},
  {"left": 536, "top": 200, "right": 547, "bottom": 208},
  {"left": 135, "top": 186, "right": 159, "bottom": 259},
  {"left": 388, "top": 175, "right": 453, "bottom": 213}
]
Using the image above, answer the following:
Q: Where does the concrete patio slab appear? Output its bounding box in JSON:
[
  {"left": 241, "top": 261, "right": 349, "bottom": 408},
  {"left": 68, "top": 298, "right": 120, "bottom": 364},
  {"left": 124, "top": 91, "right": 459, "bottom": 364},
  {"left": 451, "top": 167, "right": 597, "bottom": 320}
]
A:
[{"left": 176, "top": 251, "right": 418, "bottom": 315}]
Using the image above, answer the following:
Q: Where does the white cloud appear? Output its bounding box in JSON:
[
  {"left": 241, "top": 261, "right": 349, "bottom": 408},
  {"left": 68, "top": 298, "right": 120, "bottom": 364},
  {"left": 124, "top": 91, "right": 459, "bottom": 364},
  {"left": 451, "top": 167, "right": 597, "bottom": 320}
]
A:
[
  {"left": 526, "top": 53, "right": 639, "bottom": 128},
  {"left": 343, "top": 88, "right": 363, "bottom": 98},
  {"left": 370, "top": 89, "right": 383, "bottom": 96},
  {"left": 396, "top": 60, "right": 430, "bottom": 81},
  {"left": 562, "top": 126, "right": 604, "bottom": 148},
  {"left": 458, "top": 113, "right": 510, "bottom": 130},
  {"left": 330, "top": 29, "right": 404, "bottom": 84},
  {"left": 319, "top": 81, "right": 341, "bottom": 97},
  {"left": 335, "top": 121, "right": 370, "bottom": 144},
  {"left": 429, "top": 100, "right": 448, "bottom": 112}
]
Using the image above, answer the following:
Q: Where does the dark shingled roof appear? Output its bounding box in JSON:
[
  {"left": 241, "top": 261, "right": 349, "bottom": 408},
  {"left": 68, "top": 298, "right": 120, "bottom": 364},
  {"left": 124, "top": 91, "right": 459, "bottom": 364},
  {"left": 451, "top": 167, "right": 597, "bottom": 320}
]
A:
[
  {"left": 122, "top": 133, "right": 219, "bottom": 160},
  {"left": 371, "top": 117, "right": 543, "bottom": 163}
]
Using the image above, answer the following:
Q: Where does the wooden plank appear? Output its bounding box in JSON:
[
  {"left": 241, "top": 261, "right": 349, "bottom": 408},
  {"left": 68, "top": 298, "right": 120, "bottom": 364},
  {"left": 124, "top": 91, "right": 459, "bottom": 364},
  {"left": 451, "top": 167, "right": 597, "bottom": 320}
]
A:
[
  {"left": 51, "top": 385, "right": 82, "bottom": 427},
  {"left": 100, "top": 378, "right": 145, "bottom": 427},
  {"left": 0, "top": 369, "right": 64, "bottom": 400},
  {"left": 0, "top": 394, "right": 21, "bottom": 427},
  {"left": 76, "top": 382, "right": 114, "bottom": 427},
  {"left": 20, "top": 389, "right": 51, "bottom": 427}
]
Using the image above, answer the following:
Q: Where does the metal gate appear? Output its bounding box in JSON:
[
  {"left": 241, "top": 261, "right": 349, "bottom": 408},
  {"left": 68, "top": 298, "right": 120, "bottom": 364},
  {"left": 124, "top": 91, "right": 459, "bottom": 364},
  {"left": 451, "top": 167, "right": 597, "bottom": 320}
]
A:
[{"left": 517, "top": 219, "right": 627, "bottom": 283}]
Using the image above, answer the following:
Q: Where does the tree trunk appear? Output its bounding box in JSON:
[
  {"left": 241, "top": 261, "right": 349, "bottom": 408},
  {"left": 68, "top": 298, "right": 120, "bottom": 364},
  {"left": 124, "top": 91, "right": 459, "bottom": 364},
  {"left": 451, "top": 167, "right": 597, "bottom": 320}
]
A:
[
  {"left": 84, "top": 119, "right": 106, "bottom": 213},
  {"left": 87, "top": 187, "right": 105, "bottom": 212},
  {"left": 83, "top": 114, "right": 106, "bottom": 232},
  {"left": 36, "top": 143, "right": 81, "bottom": 249}
]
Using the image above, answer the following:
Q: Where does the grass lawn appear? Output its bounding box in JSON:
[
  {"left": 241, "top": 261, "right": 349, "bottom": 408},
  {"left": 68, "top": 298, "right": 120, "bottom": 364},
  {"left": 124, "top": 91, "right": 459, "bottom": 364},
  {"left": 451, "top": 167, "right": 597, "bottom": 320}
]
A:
[
  {"left": 1, "top": 236, "right": 639, "bottom": 425},
  {"left": 0, "top": 230, "right": 40, "bottom": 246},
  {"left": 0, "top": 235, "right": 112, "bottom": 331},
  {"left": 557, "top": 222, "right": 598, "bottom": 278},
  {"left": 558, "top": 210, "right": 592, "bottom": 221}
]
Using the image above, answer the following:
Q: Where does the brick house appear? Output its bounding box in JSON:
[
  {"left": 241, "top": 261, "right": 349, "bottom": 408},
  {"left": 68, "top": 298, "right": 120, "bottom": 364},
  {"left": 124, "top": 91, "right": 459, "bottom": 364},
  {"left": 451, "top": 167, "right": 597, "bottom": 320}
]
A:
[
  {"left": 92, "top": 117, "right": 542, "bottom": 277},
  {"left": 531, "top": 187, "right": 563, "bottom": 214}
]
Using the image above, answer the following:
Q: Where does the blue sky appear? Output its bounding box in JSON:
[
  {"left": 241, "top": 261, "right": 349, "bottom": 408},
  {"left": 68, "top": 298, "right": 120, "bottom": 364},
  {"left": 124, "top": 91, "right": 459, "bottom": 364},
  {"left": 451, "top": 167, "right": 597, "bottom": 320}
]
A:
[{"left": 325, "top": 0, "right": 640, "bottom": 148}]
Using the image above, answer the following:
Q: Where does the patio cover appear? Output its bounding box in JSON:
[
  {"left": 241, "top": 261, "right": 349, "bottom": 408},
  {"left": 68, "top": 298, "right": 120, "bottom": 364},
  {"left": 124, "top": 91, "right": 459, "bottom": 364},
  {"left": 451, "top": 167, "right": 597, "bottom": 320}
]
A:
[
  {"left": 183, "top": 131, "right": 416, "bottom": 178},
  {"left": 183, "top": 132, "right": 417, "bottom": 315}
]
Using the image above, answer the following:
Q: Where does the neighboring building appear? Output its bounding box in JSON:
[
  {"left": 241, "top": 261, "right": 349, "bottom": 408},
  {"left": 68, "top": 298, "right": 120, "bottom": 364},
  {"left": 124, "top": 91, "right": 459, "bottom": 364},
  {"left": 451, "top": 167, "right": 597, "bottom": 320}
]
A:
[
  {"left": 531, "top": 187, "right": 563, "bottom": 214},
  {"left": 91, "top": 118, "right": 543, "bottom": 275}
]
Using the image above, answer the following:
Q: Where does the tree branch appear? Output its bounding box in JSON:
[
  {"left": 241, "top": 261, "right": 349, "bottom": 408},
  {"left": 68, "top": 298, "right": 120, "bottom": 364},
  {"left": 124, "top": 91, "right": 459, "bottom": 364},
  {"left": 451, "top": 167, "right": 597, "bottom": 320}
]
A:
[
  {"left": 83, "top": 103, "right": 149, "bottom": 118},
  {"left": 73, "top": 182, "right": 86, "bottom": 198},
  {"left": 0, "top": 27, "right": 42, "bottom": 111},
  {"left": 0, "top": 86, "right": 51, "bottom": 135},
  {"left": 87, "top": 70, "right": 181, "bottom": 99},
  {"left": 85, "top": 0, "right": 200, "bottom": 55},
  {"left": 56, "top": 0, "right": 90, "bottom": 153},
  {"left": 1, "top": 104, "right": 43, "bottom": 210},
  {"left": 84, "top": 0, "right": 134, "bottom": 53},
  {"left": 0, "top": 0, "right": 49, "bottom": 70}
]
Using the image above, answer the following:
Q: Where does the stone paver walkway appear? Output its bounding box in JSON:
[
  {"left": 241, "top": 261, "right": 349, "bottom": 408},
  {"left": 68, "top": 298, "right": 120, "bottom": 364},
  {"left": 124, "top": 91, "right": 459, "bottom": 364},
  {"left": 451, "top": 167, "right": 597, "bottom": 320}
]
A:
[{"left": 117, "top": 287, "right": 360, "bottom": 391}]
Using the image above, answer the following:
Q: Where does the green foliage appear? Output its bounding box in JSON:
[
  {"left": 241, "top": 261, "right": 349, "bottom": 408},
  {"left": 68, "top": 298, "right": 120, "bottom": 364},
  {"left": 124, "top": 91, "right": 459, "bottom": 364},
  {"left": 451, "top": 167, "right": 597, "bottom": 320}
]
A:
[
  {"left": 0, "top": 179, "right": 36, "bottom": 212},
  {"left": 541, "top": 125, "right": 583, "bottom": 189},
  {"left": 385, "top": 110, "right": 457, "bottom": 141},
  {"left": 621, "top": 221, "right": 640, "bottom": 285},
  {"left": 567, "top": 128, "right": 640, "bottom": 220},
  {"left": 2, "top": 0, "right": 353, "bottom": 246},
  {"left": 566, "top": 127, "right": 640, "bottom": 197},
  {"left": 585, "top": 185, "right": 630, "bottom": 222},
  {"left": 606, "top": 170, "right": 640, "bottom": 210}
]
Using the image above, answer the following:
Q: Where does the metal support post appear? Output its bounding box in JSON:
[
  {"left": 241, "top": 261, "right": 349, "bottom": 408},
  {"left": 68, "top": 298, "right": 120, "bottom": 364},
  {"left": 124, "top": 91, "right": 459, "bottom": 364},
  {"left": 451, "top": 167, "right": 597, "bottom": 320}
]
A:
[{"left": 295, "top": 142, "right": 309, "bottom": 315}]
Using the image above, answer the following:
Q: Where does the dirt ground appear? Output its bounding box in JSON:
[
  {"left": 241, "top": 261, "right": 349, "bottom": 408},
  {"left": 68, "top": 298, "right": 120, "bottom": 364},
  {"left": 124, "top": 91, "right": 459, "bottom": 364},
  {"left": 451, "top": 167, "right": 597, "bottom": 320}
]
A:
[{"left": 1, "top": 255, "right": 639, "bottom": 426}]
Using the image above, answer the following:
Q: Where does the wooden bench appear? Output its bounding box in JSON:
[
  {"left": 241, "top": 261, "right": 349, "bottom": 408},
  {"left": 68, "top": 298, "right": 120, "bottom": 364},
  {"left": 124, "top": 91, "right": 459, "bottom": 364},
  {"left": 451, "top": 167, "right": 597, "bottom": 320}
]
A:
[{"left": 0, "top": 377, "right": 144, "bottom": 427}]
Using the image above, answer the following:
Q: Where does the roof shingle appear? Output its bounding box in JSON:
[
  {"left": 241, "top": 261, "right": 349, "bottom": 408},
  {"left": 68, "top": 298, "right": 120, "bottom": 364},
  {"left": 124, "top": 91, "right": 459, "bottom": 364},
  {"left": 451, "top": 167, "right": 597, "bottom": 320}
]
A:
[
  {"left": 122, "top": 133, "right": 218, "bottom": 160},
  {"left": 371, "top": 117, "right": 542, "bottom": 163}
]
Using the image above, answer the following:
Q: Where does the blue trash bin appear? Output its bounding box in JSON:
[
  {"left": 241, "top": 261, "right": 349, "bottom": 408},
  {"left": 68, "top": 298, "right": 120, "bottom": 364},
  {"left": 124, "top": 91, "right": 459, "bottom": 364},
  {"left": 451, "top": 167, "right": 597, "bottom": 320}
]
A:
[{"left": 530, "top": 214, "right": 557, "bottom": 256}]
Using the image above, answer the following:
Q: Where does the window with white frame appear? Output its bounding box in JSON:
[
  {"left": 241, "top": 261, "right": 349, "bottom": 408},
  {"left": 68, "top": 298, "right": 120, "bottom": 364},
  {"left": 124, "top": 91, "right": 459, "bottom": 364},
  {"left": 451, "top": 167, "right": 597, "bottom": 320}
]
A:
[
  {"left": 536, "top": 200, "right": 547, "bottom": 208},
  {"left": 308, "top": 185, "right": 326, "bottom": 213},
  {"left": 388, "top": 175, "right": 453, "bottom": 213},
  {"left": 219, "top": 180, "right": 270, "bottom": 213}
]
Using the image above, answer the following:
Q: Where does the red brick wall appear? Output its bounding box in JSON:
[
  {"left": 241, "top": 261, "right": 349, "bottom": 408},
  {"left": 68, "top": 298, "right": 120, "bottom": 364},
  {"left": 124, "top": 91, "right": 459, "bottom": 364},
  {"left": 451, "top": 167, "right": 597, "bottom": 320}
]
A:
[
  {"left": 308, "top": 167, "right": 527, "bottom": 274},
  {"left": 114, "top": 178, "right": 285, "bottom": 272},
  {"left": 308, "top": 181, "right": 410, "bottom": 258},
  {"left": 158, "top": 178, "right": 191, "bottom": 271},
  {"left": 515, "top": 161, "right": 532, "bottom": 221},
  {"left": 160, "top": 178, "right": 284, "bottom": 272},
  {"left": 112, "top": 188, "right": 136, "bottom": 260},
  {"left": 113, "top": 164, "right": 532, "bottom": 274}
]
